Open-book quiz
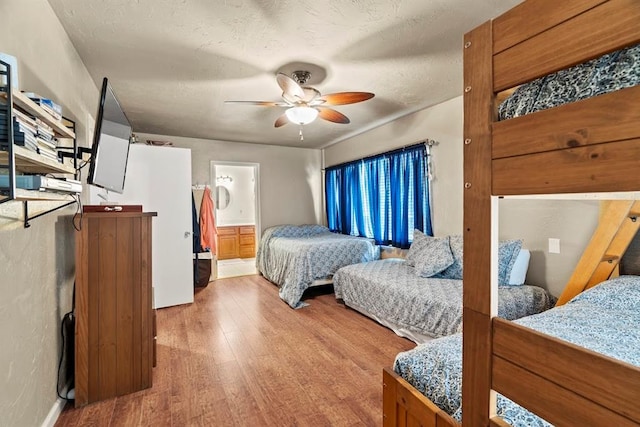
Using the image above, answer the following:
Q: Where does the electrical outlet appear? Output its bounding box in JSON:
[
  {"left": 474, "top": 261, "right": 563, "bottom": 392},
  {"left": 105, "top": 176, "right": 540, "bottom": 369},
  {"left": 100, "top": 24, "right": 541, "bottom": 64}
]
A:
[{"left": 548, "top": 238, "right": 560, "bottom": 254}]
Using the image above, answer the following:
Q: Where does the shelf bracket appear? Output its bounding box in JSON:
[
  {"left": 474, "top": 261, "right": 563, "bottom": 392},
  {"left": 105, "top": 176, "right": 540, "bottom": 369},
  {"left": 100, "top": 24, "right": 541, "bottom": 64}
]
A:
[{"left": 23, "top": 199, "right": 78, "bottom": 228}]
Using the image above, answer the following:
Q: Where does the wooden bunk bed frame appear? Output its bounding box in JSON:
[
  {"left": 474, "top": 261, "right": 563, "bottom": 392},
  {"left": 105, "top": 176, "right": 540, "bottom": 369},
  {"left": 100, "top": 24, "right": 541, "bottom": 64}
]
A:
[{"left": 383, "top": 0, "right": 640, "bottom": 426}]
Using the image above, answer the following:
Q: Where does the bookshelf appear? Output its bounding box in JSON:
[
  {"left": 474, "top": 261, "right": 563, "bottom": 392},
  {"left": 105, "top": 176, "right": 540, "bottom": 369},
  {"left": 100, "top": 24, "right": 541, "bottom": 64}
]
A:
[
  {"left": 2, "top": 90, "right": 75, "bottom": 139},
  {"left": 0, "top": 59, "right": 80, "bottom": 226},
  {"left": 0, "top": 144, "right": 75, "bottom": 175}
]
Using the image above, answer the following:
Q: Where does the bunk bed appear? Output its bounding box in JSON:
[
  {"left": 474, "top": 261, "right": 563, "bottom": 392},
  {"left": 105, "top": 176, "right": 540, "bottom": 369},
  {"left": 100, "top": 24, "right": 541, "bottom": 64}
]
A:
[
  {"left": 256, "top": 224, "right": 379, "bottom": 308},
  {"left": 382, "top": 0, "right": 640, "bottom": 426}
]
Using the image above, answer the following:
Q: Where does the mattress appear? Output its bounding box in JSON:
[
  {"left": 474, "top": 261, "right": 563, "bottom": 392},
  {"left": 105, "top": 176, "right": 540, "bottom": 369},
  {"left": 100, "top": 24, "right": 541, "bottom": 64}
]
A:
[
  {"left": 256, "top": 224, "right": 379, "bottom": 308},
  {"left": 393, "top": 275, "right": 640, "bottom": 426},
  {"left": 498, "top": 43, "right": 640, "bottom": 120},
  {"left": 334, "top": 258, "right": 552, "bottom": 340}
]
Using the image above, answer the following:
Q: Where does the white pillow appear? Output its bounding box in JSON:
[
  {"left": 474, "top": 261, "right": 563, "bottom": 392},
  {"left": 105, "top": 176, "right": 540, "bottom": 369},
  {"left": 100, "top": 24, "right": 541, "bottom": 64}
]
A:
[{"left": 508, "top": 249, "right": 530, "bottom": 285}]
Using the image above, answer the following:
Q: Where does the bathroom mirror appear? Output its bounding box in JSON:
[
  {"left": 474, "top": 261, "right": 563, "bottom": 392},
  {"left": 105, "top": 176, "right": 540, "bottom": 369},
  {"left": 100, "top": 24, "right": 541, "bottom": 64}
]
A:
[{"left": 215, "top": 185, "right": 230, "bottom": 210}]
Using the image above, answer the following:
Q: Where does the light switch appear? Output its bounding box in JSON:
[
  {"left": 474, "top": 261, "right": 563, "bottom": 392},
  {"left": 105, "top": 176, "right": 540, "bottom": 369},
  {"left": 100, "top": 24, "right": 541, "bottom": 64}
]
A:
[{"left": 549, "top": 238, "right": 560, "bottom": 254}]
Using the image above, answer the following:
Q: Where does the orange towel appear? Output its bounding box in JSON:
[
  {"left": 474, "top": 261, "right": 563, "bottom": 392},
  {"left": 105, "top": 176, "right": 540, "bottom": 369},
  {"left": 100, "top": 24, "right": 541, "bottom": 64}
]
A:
[{"left": 199, "top": 186, "right": 217, "bottom": 254}]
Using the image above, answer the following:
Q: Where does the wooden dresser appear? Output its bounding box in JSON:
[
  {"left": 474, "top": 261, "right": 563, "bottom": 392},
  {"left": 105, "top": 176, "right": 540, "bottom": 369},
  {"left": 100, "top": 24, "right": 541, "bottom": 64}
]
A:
[
  {"left": 217, "top": 225, "right": 255, "bottom": 260},
  {"left": 74, "top": 209, "right": 156, "bottom": 406}
]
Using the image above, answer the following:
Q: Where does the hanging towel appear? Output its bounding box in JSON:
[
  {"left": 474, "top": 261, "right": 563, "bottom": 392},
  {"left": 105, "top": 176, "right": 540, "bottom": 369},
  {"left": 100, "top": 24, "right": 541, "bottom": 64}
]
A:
[{"left": 199, "top": 186, "right": 218, "bottom": 254}]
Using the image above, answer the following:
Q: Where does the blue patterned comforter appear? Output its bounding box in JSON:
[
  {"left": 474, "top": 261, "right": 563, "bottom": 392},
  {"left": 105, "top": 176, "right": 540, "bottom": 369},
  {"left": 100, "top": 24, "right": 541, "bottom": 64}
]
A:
[
  {"left": 256, "top": 224, "right": 379, "bottom": 308},
  {"left": 499, "top": 43, "right": 639, "bottom": 120},
  {"left": 334, "top": 259, "right": 552, "bottom": 339},
  {"left": 394, "top": 275, "right": 640, "bottom": 426}
]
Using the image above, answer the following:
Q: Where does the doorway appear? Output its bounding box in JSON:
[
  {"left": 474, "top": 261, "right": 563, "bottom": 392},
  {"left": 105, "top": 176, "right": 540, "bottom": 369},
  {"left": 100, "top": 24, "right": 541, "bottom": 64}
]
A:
[{"left": 210, "top": 161, "right": 260, "bottom": 279}]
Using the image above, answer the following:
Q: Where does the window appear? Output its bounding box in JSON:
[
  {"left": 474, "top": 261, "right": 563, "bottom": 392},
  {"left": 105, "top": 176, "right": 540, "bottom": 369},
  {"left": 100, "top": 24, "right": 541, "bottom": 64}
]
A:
[{"left": 325, "top": 143, "right": 432, "bottom": 248}]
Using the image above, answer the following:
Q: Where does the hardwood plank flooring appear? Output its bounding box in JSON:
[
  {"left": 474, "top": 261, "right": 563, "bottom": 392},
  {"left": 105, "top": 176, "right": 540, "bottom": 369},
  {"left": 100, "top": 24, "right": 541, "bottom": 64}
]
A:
[{"left": 56, "top": 275, "right": 415, "bottom": 426}]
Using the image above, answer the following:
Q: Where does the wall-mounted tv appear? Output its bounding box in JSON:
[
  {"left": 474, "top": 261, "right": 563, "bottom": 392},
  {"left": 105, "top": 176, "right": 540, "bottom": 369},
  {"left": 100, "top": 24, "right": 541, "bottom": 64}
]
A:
[{"left": 87, "top": 77, "right": 132, "bottom": 194}]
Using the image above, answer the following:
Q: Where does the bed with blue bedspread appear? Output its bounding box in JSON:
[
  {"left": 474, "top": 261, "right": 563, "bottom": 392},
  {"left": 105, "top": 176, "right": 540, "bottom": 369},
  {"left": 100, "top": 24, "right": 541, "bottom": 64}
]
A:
[
  {"left": 256, "top": 224, "right": 379, "bottom": 308},
  {"left": 393, "top": 275, "right": 640, "bottom": 426},
  {"left": 334, "top": 258, "right": 552, "bottom": 342}
]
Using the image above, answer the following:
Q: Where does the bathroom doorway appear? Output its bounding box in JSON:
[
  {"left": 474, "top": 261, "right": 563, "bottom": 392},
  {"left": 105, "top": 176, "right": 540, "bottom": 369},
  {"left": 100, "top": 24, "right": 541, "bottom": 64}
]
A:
[{"left": 210, "top": 161, "right": 260, "bottom": 279}]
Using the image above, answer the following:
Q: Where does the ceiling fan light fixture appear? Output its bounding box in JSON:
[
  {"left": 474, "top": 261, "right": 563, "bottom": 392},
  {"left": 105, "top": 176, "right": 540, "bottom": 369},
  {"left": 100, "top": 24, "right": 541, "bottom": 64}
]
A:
[
  {"left": 285, "top": 106, "right": 318, "bottom": 125},
  {"left": 226, "top": 70, "right": 374, "bottom": 138}
]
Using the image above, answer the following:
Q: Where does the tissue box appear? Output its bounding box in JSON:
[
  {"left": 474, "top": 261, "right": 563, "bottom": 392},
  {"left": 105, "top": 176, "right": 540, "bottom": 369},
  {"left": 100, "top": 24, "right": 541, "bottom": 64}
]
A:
[{"left": 0, "top": 53, "right": 19, "bottom": 89}]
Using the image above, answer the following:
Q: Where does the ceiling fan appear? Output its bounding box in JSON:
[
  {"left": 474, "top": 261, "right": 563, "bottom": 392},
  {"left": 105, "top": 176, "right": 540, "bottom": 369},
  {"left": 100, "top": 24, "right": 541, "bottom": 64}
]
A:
[{"left": 225, "top": 70, "right": 374, "bottom": 139}]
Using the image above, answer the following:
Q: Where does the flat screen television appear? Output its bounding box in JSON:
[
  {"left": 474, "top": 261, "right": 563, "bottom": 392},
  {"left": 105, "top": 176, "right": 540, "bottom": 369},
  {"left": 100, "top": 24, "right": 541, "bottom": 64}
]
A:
[{"left": 87, "top": 77, "right": 132, "bottom": 194}]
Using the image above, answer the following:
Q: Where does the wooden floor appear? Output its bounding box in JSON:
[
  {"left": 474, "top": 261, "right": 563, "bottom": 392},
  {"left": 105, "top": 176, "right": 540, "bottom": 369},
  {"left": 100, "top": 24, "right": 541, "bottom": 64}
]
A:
[{"left": 55, "top": 274, "right": 415, "bottom": 426}]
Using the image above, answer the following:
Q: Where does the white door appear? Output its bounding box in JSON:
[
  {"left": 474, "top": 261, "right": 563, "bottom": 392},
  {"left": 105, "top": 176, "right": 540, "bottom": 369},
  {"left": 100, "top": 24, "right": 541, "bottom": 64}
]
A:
[{"left": 89, "top": 144, "right": 194, "bottom": 308}]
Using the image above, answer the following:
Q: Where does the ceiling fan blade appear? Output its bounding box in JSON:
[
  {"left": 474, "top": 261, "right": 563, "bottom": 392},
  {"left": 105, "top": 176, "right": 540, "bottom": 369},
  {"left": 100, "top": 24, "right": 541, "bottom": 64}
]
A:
[
  {"left": 317, "top": 107, "right": 350, "bottom": 124},
  {"left": 317, "top": 92, "right": 375, "bottom": 106},
  {"left": 274, "top": 113, "right": 289, "bottom": 128},
  {"left": 277, "top": 73, "right": 305, "bottom": 102},
  {"left": 301, "top": 87, "right": 321, "bottom": 103},
  {"left": 225, "top": 100, "right": 289, "bottom": 107}
]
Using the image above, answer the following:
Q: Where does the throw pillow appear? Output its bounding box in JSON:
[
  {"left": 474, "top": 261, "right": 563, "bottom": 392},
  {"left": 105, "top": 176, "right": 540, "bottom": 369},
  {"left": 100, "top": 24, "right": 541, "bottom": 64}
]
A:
[
  {"left": 436, "top": 235, "right": 464, "bottom": 280},
  {"left": 435, "top": 236, "right": 524, "bottom": 285},
  {"left": 405, "top": 229, "right": 430, "bottom": 267},
  {"left": 414, "top": 236, "right": 455, "bottom": 277},
  {"left": 498, "top": 239, "right": 523, "bottom": 285}
]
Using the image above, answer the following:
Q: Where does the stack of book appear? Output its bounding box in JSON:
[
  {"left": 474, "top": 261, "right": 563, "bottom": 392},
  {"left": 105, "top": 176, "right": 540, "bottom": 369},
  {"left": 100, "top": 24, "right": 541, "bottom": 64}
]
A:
[
  {"left": 0, "top": 112, "right": 21, "bottom": 150},
  {"left": 0, "top": 108, "right": 62, "bottom": 164},
  {"left": 0, "top": 92, "right": 68, "bottom": 164},
  {"left": 22, "top": 92, "right": 62, "bottom": 121},
  {"left": 34, "top": 117, "right": 58, "bottom": 162},
  {"left": 0, "top": 111, "right": 37, "bottom": 152}
]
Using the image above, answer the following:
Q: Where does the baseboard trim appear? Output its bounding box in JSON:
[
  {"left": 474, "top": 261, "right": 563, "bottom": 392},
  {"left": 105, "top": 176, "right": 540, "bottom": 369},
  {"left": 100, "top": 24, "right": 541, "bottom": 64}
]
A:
[{"left": 41, "top": 384, "right": 71, "bottom": 427}]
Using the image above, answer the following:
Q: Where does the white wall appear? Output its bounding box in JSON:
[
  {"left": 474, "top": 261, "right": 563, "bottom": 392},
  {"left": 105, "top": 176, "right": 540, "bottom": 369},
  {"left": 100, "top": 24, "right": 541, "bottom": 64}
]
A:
[
  {"left": 0, "top": 0, "right": 99, "bottom": 425},
  {"left": 324, "top": 96, "right": 463, "bottom": 237},
  {"left": 499, "top": 199, "right": 599, "bottom": 296},
  {"left": 136, "top": 133, "right": 323, "bottom": 233}
]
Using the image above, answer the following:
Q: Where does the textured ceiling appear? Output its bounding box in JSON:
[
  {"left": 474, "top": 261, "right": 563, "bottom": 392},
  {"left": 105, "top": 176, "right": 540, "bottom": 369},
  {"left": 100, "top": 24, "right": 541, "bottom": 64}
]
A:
[{"left": 47, "top": 0, "right": 520, "bottom": 149}]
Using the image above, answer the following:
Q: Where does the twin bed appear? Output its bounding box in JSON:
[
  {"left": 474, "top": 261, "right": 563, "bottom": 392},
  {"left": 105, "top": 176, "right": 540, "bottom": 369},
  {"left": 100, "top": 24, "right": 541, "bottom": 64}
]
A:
[
  {"left": 384, "top": 1, "right": 640, "bottom": 426},
  {"left": 391, "top": 275, "right": 640, "bottom": 426},
  {"left": 334, "top": 257, "right": 551, "bottom": 342},
  {"left": 256, "top": 224, "right": 379, "bottom": 308}
]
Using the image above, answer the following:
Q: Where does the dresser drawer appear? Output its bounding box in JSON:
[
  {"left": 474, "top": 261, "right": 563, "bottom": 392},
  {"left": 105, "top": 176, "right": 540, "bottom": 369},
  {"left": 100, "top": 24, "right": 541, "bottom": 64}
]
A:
[
  {"left": 217, "top": 226, "right": 237, "bottom": 236},
  {"left": 239, "top": 234, "right": 254, "bottom": 246},
  {"left": 239, "top": 225, "right": 255, "bottom": 235}
]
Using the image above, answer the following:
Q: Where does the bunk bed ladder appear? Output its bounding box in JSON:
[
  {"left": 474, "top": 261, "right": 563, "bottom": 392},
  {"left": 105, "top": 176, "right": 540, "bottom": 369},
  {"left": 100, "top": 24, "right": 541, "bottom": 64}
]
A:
[{"left": 556, "top": 200, "right": 640, "bottom": 306}]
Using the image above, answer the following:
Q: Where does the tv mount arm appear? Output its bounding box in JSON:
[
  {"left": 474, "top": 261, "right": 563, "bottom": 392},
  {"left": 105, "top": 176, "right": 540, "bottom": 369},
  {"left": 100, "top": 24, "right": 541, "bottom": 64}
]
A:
[
  {"left": 54, "top": 117, "right": 93, "bottom": 175},
  {"left": 58, "top": 146, "right": 92, "bottom": 160},
  {"left": 58, "top": 133, "right": 137, "bottom": 166}
]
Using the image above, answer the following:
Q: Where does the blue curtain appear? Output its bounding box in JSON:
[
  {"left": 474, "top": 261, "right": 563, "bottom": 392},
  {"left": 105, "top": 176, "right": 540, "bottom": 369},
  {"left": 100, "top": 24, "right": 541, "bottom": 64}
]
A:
[
  {"left": 325, "top": 143, "right": 432, "bottom": 248},
  {"left": 325, "top": 169, "right": 340, "bottom": 231}
]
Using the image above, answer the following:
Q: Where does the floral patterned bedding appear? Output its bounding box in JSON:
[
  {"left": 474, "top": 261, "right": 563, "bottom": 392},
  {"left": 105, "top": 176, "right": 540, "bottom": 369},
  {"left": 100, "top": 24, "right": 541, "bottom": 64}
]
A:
[
  {"left": 393, "top": 275, "right": 640, "bottom": 426},
  {"left": 334, "top": 259, "right": 552, "bottom": 339},
  {"left": 256, "top": 224, "right": 379, "bottom": 308},
  {"left": 498, "top": 43, "right": 639, "bottom": 120}
]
